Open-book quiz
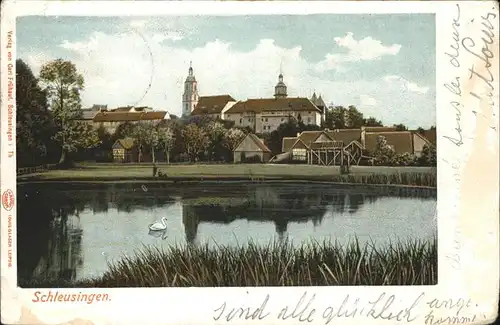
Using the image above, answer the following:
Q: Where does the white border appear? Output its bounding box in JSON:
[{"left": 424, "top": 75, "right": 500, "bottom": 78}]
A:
[{"left": 1, "top": 1, "right": 499, "bottom": 325}]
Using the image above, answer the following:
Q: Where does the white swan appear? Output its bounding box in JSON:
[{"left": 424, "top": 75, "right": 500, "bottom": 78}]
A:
[{"left": 149, "top": 217, "right": 167, "bottom": 231}]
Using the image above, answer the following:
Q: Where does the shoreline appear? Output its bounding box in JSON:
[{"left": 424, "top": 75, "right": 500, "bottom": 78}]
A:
[
  {"left": 17, "top": 177, "right": 437, "bottom": 190},
  {"left": 17, "top": 164, "right": 437, "bottom": 188}
]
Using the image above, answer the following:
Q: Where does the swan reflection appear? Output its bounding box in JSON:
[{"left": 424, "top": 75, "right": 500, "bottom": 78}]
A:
[{"left": 148, "top": 229, "right": 168, "bottom": 240}]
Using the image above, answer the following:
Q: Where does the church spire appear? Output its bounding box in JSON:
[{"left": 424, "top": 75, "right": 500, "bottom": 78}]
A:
[
  {"left": 274, "top": 61, "right": 287, "bottom": 99},
  {"left": 182, "top": 61, "right": 198, "bottom": 117}
]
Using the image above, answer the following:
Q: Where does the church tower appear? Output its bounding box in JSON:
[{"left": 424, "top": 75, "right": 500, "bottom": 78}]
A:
[
  {"left": 274, "top": 62, "right": 287, "bottom": 99},
  {"left": 182, "top": 61, "right": 199, "bottom": 117}
]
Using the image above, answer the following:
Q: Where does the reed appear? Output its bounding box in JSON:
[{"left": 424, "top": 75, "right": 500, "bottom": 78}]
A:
[
  {"left": 22, "top": 237, "right": 437, "bottom": 288},
  {"left": 329, "top": 172, "right": 437, "bottom": 187}
]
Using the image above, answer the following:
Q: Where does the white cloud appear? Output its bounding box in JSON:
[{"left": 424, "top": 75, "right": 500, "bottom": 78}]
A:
[
  {"left": 359, "top": 94, "right": 378, "bottom": 107},
  {"left": 317, "top": 32, "right": 401, "bottom": 71},
  {"left": 130, "top": 20, "right": 147, "bottom": 28},
  {"left": 383, "top": 75, "right": 429, "bottom": 94},
  {"left": 23, "top": 31, "right": 434, "bottom": 128},
  {"left": 128, "top": 19, "right": 184, "bottom": 42},
  {"left": 151, "top": 32, "right": 184, "bottom": 42}
]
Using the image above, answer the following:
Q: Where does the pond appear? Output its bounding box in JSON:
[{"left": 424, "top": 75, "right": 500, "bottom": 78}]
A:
[{"left": 17, "top": 182, "right": 436, "bottom": 284}]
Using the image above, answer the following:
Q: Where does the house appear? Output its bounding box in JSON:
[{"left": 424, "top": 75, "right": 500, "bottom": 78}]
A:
[
  {"left": 280, "top": 126, "right": 435, "bottom": 165},
  {"left": 233, "top": 133, "right": 272, "bottom": 163},
  {"left": 282, "top": 130, "right": 363, "bottom": 165},
  {"left": 93, "top": 111, "right": 169, "bottom": 134},
  {"left": 109, "top": 106, "right": 153, "bottom": 113},
  {"left": 77, "top": 104, "right": 108, "bottom": 125},
  {"left": 225, "top": 97, "right": 323, "bottom": 134},
  {"left": 190, "top": 95, "right": 237, "bottom": 120},
  {"left": 112, "top": 138, "right": 138, "bottom": 163},
  {"left": 360, "top": 126, "right": 399, "bottom": 133}
]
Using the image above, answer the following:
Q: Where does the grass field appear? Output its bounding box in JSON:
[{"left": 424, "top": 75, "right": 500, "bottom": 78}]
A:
[
  {"left": 18, "top": 163, "right": 437, "bottom": 187},
  {"left": 21, "top": 237, "right": 437, "bottom": 288}
]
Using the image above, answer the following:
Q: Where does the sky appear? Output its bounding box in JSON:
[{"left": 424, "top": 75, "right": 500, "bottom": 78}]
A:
[{"left": 17, "top": 14, "right": 436, "bottom": 128}]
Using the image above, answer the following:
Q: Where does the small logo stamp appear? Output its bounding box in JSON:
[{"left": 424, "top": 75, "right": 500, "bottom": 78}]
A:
[{"left": 2, "top": 189, "right": 14, "bottom": 211}]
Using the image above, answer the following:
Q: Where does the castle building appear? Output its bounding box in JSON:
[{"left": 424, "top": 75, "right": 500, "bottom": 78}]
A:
[
  {"left": 224, "top": 72, "right": 323, "bottom": 133},
  {"left": 182, "top": 62, "right": 199, "bottom": 117}
]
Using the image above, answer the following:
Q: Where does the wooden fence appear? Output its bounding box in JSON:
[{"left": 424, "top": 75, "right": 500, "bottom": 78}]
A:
[{"left": 17, "top": 164, "right": 58, "bottom": 175}]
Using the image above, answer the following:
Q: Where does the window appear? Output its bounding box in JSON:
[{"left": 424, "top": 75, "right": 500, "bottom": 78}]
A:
[
  {"left": 307, "top": 117, "right": 311, "bottom": 123},
  {"left": 265, "top": 118, "right": 268, "bottom": 122},
  {"left": 113, "top": 149, "right": 125, "bottom": 161},
  {"left": 216, "top": 115, "right": 220, "bottom": 119},
  {"left": 239, "top": 119, "right": 242, "bottom": 124},
  {"left": 281, "top": 118, "right": 284, "bottom": 122},
  {"left": 292, "top": 149, "right": 307, "bottom": 161}
]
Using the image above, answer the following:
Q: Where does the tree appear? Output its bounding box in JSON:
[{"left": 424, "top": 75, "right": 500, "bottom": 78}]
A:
[
  {"left": 16, "top": 59, "right": 57, "bottom": 167},
  {"left": 347, "top": 105, "right": 364, "bottom": 128},
  {"left": 142, "top": 124, "right": 160, "bottom": 163},
  {"left": 223, "top": 128, "right": 245, "bottom": 152},
  {"left": 204, "top": 121, "right": 227, "bottom": 161},
  {"left": 363, "top": 117, "right": 383, "bottom": 127},
  {"left": 419, "top": 144, "right": 436, "bottom": 166},
  {"left": 157, "top": 125, "right": 175, "bottom": 163},
  {"left": 393, "top": 123, "right": 408, "bottom": 131},
  {"left": 39, "top": 59, "right": 99, "bottom": 164},
  {"left": 328, "top": 106, "right": 347, "bottom": 129},
  {"left": 182, "top": 124, "right": 208, "bottom": 162},
  {"left": 113, "top": 122, "right": 136, "bottom": 141},
  {"left": 373, "top": 135, "right": 395, "bottom": 166},
  {"left": 267, "top": 119, "right": 300, "bottom": 154},
  {"left": 131, "top": 123, "right": 151, "bottom": 163},
  {"left": 94, "top": 125, "right": 114, "bottom": 162}
]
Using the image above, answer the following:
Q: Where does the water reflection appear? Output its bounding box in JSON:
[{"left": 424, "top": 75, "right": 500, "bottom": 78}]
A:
[{"left": 17, "top": 182, "right": 436, "bottom": 285}]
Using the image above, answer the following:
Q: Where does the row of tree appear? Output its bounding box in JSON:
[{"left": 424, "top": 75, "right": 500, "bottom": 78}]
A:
[{"left": 99, "top": 117, "right": 247, "bottom": 163}]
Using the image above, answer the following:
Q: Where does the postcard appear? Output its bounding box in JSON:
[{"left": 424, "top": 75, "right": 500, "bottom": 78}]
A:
[{"left": 1, "top": 1, "right": 499, "bottom": 324}]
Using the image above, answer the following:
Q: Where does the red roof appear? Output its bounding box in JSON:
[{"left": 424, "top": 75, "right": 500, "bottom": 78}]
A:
[
  {"left": 326, "top": 129, "right": 361, "bottom": 145},
  {"left": 93, "top": 111, "right": 166, "bottom": 122},
  {"left": 282, "top": 137, "right": 297, "bottom": 152},
  {"left": 226, "top": 97, "right": 322, "bottom": 114},
  {"left": 191, "top": 95, "right": 236, "bottom": 115},
  {"left": 235, "top": 133, "right": 271, "bottom": 152},
  {"left": 422, "top": 129, "right": 436, "bottom": 145},
  {"left": 361, "top": 126, "right": 399, "bottom": 132},
  {"left": 364, "top": 131, "right": 414, "bottom": 154}
]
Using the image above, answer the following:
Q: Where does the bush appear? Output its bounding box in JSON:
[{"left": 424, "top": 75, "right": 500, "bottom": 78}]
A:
[{"left": 242, "top": 154, "right": 262, "bottom": 164}]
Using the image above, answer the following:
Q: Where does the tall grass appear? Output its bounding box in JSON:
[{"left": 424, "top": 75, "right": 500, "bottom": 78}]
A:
[
  {"left": 329, "top": 172, "right": 437, "bottom": 187},
  {"left": 23, "top": 237, "right": 437, "bottom": 288}
]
